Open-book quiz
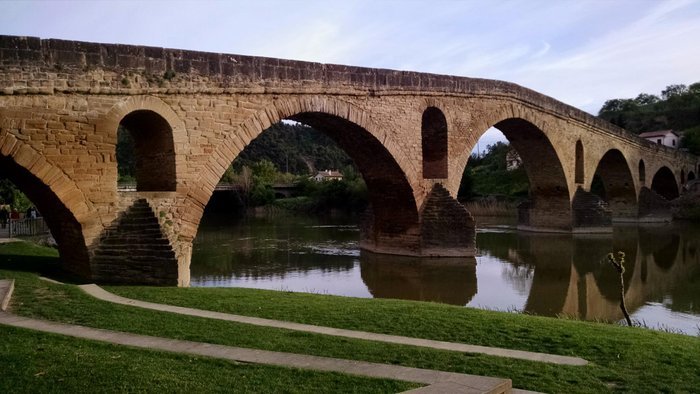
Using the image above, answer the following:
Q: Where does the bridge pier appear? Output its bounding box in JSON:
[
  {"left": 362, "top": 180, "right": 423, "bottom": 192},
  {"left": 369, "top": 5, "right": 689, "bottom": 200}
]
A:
[
  {"left": 517, "top": 198, "right": 576, "bottom": 233},
  {"left": 638, "top": 187, "right": 672, "bottom": 222},
  {"left": 361, "top": 185, "right": 475, "bottom": 257},
  {"left": 570, "top": 188, "right": 613, "bottom": 233}
]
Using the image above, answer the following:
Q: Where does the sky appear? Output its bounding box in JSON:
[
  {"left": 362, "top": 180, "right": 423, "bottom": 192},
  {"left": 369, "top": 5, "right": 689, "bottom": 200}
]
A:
[{"left": 2, "top": 0, "right": 700, "bottom": 152}]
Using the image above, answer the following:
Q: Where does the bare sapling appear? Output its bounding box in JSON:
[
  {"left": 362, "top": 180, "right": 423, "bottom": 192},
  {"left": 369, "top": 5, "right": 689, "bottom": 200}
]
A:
[{"left": 607, "top": 251, "right": 632, "bottom": 327}]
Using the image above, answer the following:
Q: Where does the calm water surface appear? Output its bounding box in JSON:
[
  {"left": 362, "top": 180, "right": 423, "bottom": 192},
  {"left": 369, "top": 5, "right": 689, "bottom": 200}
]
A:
[{"left": 191, "top": 213, "right": 700, "bottom": 335}]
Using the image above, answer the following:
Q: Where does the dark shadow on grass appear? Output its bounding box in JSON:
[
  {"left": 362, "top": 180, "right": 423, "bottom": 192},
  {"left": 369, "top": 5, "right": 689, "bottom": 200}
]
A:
[{"left": 0, "top": 243, "right": 89, "bottom": 285}]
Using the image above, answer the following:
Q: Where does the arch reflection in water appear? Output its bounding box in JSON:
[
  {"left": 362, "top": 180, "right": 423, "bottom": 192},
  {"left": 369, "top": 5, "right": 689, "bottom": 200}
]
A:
[
  {"left": 360, "top": 252, "right": 476, "bottom": 305},
  {"left": 190, "top": 214, "right": 700, "bottom": 334}
]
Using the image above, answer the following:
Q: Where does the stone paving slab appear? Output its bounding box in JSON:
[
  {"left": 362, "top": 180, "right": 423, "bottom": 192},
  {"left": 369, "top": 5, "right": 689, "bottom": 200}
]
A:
[
  {"left": 80, "top": 283, "right": 588, "bottom": 366},
  {"left": 0, "top": 279, "right": 514, "bottom": 393},
  {"left": 0, "top": 278, "right": 13, "bottom": 311}
]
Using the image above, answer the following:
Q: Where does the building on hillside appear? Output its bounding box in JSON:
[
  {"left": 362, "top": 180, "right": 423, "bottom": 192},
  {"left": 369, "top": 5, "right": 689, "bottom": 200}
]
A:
[
  {"left": 639, "top": 130, "right": 679, "bottom": 148},
  {"left": 506, "top": 149, "right": 522, "bottom": 171},
  {"left": 312, "top": 170, "right": 343, "bottom": 182}
]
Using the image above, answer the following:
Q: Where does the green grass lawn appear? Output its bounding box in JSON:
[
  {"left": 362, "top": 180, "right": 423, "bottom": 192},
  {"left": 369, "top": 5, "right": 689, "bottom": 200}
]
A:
[
  {"left": 2, "top": 241, "right": 700, "bottom": 393},
  {"left": 2, "top": 325, "right": 416, "bottom": 393}
]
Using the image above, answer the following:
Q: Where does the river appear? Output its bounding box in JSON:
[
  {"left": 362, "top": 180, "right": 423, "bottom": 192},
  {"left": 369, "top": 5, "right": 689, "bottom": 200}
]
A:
[{"left": 191, "top": 212, "right": 700, "bottom": 335}]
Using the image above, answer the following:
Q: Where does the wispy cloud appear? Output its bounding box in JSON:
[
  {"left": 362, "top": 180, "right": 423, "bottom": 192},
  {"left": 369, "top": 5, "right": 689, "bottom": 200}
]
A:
[{"left": 1, "top": 0, "right": 698, "bottom": 116}]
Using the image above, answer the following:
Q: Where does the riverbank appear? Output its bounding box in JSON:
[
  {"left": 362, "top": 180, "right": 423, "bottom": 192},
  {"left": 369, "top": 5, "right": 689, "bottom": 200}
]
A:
[{"left": 2, "top": 241, "right": 700, "bottom": 392}]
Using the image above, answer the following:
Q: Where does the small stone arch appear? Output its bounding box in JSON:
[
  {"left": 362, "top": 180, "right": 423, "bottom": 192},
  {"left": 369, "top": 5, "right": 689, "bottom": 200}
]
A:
[
  {"left": 651, "top": 166, "right": 680, "bottom": 200},
  {"left": 638, "top": 160, "right": 646, "bottom": 184},
  {"left": 0, "top": 131, "right": 92, "bottom": 277},
  {"left": 681, "top": 169, "right": 686, "bottom": 185},
  {"left": 688, "top": 171, "right": 696, "bottom": 181},
  {"left": 589, "top": 149, "right": 637, "bottom": 220},
  {"left": 575, "top": 140, "right": 584, "bottom": 184},
  {"left": 98, "top": 96, "right": 187, "bottom": 192},
  {"left": 421, "top": 106, "right": 448, "bottom": 179}
]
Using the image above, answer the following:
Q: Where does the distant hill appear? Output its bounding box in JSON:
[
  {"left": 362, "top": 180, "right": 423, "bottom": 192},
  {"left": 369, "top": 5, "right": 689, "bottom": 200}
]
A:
[{"left": 232, "top": 122, "right": 354, "bottom": 175}]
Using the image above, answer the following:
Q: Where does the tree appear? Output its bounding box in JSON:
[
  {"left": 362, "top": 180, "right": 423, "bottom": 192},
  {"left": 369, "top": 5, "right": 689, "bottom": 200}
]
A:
[
  {"left": 597, "top": 82, "right": 700, "bottom": 153},
  {"left": 634, "top": 93, "right": 660, "bottom": 106},
  {"left": 661, "top": 84, "right": 688, "bottom": 100},
  {"left": 251, "top": 159, "right": 277, "bottom": 185},
  {"left": 116, "top": 126, "right": 136, "bottom": 181}
]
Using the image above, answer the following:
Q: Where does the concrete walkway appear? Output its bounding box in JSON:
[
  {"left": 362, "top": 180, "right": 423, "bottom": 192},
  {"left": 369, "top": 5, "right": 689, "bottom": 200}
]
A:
[
  {"left": 0, "top": 279, "right": 526, "bottom": 393},
  {"left": 80, "top": 284, "right": 588, "bottom": 366}
]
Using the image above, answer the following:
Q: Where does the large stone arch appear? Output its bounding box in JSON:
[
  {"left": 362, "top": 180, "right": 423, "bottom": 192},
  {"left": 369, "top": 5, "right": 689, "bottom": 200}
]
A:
[
  {"left": 651, "top": 166, "right": 680, "bottom": 200},
  {"left": 588, "top": 149, "right": 637, "bottom": 221},
  {"left": 190, "top": 96, "right": 420, "bottom": 256},
  {"left": 0, "top": 131, "right": 92, "bottom": 276},
  {"left": 456, "top": 111, "right": 572, "bottom": 231},
  {"left": 96, "top": 95, "right": 188, "bottom": 192}
]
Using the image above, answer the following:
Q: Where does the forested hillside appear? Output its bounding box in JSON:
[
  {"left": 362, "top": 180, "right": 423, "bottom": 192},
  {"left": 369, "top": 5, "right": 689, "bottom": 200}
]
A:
[
  {"left": 457, "top": 142, "right": 529, "bottom": 201},
  {"left": 233, "top": 122, "right": 354, "bottom": 175},
  {"left": 598, "top": 82, "right": 700, "bottom": 154}
]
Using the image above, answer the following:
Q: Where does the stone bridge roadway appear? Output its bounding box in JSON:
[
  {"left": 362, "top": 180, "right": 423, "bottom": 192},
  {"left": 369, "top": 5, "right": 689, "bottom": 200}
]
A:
[{"left": 0, "top": 35, "right": 697, "bottom": 285}]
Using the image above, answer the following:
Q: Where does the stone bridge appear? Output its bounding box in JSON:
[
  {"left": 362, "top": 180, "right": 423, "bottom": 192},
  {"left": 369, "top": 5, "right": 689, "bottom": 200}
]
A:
[{"left": 0, "top": 35, "right": 696, "bottom": 286}]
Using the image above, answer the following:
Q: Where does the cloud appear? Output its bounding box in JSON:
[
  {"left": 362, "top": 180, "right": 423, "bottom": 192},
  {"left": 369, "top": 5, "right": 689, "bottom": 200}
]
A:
[{"left": 1, "top": 0, "right": 698, "bottom": 118}]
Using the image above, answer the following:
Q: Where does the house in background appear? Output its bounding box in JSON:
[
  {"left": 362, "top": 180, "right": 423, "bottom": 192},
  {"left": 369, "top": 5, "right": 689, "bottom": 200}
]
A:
[
  {"left": 313, "top": 170, "right": 343, "bottom": 182},
  {"left": 639, "top": 130, "right": 679, "bottom": 148},
  {"left": 506, "top": 149, "right": 522, "bottom": 171}
]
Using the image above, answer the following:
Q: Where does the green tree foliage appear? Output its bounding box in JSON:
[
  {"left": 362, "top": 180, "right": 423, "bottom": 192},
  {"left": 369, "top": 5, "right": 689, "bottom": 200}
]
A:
[
  {"left": 0, "top": 179, "right": 33, "bottom": 212},
  {"left": 116, "top": 126, "right": 136, "bottom": 181},
  {"left": 598, "top": 82, "right": 700, "bottom": 154},
  {"left": 296, "top": 175, "right": 368, "bottom": 213},
  {"left": 251, "top": 159, "right": 278, "bottom": 185},
  {"left": 234, "top": 122, "right": 354, "bottom": 175},
  {"left": 457, "top": 142, "right": 529, "bottom": 201}
]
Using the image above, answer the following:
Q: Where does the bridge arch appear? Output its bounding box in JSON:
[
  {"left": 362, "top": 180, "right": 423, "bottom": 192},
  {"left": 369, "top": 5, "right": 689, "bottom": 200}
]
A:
[
  {"left": 0, "top": 132, "right": 92, "bottom": 276},
  {"left": 688, "top": 171, "right": 696, "bottom": 181},
  {"left": 651, "top": 166, "right": 680, "bottom": 200},
  {"left": 191, "top": 97, "right": 420, "bottom": 255},
  {"left": 421, "top": 106, "right": 448, "bottom": 179},
  {"left": 98, "top": 95, "right": 187, "bottom": 192},
  {"left": 458, "top": 114, "right": 571, "bottom": 231},
  {"left": 589, "top": 149, "right": 637, "bottom": 220}
]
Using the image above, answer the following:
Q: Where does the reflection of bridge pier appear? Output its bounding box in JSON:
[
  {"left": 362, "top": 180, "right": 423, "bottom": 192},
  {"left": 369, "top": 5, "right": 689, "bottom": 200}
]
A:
[
  {"left": 360, "top": 251, "right": 477, "bottom": 306},
  {"left": 478, "top": 224, "right": 698, "bottom": 322}
]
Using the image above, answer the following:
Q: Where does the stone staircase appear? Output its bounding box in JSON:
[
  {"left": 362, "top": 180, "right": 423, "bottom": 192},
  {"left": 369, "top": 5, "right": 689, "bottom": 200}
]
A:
[{"left": 91, "top": 199, "right": 177, "bottom": 285}]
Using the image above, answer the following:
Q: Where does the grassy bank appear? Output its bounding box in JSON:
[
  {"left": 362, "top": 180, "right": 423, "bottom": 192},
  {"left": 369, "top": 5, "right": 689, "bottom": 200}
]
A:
[
  {"left": 1, "top": 326, "right": 414, "bottom": 393},
  {"left": 2, "top": 241, "right": 700, "bottom": 392},
  {"left": 0, "top": 242, "right": 416, "bottom": 393}
]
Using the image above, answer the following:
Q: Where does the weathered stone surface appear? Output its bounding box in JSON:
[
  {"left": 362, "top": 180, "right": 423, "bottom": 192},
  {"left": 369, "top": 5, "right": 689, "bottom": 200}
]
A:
[{"left": 0, "top": 35, "right": 697, "bottom": 285}]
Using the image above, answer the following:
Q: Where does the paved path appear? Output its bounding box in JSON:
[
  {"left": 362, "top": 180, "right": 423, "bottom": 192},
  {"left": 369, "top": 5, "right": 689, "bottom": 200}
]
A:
[
  {"left": 0, "top": 279, "right": 524, "bottom": 393},
  {"left": 80, "top": 284, "right": 588, "bottom": 366}
]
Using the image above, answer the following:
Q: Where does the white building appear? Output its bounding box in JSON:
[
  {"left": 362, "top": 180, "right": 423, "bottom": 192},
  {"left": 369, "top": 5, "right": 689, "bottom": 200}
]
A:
[
  {"left": 506, "top": 149, "right": 522, "bottom": 171},
  {"left": 639, "top": 130, "right": 679, "bottom": 148},
  {"left": 312, "top": 170, "right": 343, "bottom": 182}
]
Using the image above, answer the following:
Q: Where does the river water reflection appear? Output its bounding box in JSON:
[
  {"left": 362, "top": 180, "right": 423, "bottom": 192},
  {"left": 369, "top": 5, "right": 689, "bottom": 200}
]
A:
[{"left": 191, "top": 214, "right": 700, "bottom": 335}]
